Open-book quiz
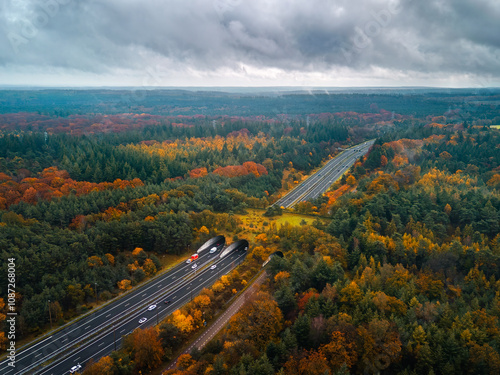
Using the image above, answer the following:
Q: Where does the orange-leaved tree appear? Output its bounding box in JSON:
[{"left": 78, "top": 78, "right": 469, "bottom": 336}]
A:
[
  {"left": 124, "top": 327, "right": 164, "bottom": 372},
  {"left": 224, "top": 291, "right": 283, "bottom": 350}
]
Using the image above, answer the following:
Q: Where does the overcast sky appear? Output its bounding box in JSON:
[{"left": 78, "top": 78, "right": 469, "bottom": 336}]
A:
[{"left": 1, "top": 0, "right": 499, "bottom": 87}]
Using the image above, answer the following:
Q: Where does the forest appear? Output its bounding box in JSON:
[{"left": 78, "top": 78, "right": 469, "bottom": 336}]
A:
[
  {"left": 155, "top": 123, "right": 500, "bottom": 375},
  {"left": 0, "top": 108, "right": 359, "bottom": 344},
  {"left": 0, "top": 89, "right": 499, "bottom": 375},
  {"left": 1, "top": 88, "right": 500, "bottom": 118}
]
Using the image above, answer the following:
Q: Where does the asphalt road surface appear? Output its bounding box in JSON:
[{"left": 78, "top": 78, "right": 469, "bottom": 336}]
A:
[
  {"left": 274, "top": 140, "right": 375, "bottom": 208},
  {"left": 166, "top": 271, "right": 267, "bottom": 371},
  {"left": 0, "top": 243, "right": 238, "bottom": 375},
  {"left": 38, "top": 249, "right": 247, "bottom": 375}
]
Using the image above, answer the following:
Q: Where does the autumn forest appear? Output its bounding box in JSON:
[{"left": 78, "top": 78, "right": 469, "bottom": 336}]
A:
[{"left": 1, "top": 89, "right": 500, "bottom": 375}]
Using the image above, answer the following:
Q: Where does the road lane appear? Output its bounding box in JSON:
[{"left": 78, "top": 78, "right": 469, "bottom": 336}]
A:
[
  {"left": 1, "top": 247, "right": 224, "bottom": 375},
  {"left": 166, "top": 271, "right": 268, "bottom": 371},
  {"left": 38, "top": 250, "right": 247, "bottom": 375},
  {"left": 273, "top": 140, "right": 375, "bottom": 208}
]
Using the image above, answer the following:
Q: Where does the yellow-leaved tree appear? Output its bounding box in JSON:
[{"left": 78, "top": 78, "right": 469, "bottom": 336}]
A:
[{"left": 224, "top": 291, "right": 283, "bottom": 350}]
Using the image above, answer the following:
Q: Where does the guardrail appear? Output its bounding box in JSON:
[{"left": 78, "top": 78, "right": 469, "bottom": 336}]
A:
[
  {"left": 272, "top": 140, "right": 375, "bottom": 208},
  {"left": 0, "top": 256, "right": 189, "bottom": 366},
  {"left": 31, "top": 254, "right": 239, "bottom": 374}
]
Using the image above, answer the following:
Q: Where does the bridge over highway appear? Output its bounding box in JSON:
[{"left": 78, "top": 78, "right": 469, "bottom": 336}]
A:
[{"left": 0, "top": 236, "right": 247, "bottom": 375}]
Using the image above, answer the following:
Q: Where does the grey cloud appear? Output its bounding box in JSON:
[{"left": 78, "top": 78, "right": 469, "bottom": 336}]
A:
[{"left": 0, "top": 0, "right": 499, "bottom": 84}]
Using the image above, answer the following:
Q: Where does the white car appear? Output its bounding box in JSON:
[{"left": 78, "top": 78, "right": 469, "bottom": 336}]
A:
[
  {"left": 209, "top": 246, "right": 217, "bottom": 254},
  {"left": 70, "top": 364, "right": 82, "bottom": 374},
  {"left": 147, "top": 304, "right": 157, "bottom": 311},
  {"left": 186, "top": 258, "right": 192, "bottom": 264},
  {"left": 191, "top": 263, "right": 198, "bottom": 269},
  {"left": 210, "top": 264, "right": 217, "bottom": 270},
  {"left": 139, "top": 317, "right": 147, "bottom": 324}
]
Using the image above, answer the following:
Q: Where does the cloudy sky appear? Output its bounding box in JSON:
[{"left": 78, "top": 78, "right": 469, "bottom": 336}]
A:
[{"left": 1, "top": 0, "right": 499, "bottom": 87}]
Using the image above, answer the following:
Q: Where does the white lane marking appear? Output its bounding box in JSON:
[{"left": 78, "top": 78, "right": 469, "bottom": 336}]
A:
[
  {"left": 14, "top": 334, "right": 53, "bottom": 354},
  {"left": 106, "top": 313, "right": 111, "bottom": 318},
  {"left": 36, "top": 252, "right": 244, "bottom": 374},
  {"left": 22, "top": 259, "right": 212, "bottom": 375},
  {"left": 70, "top": 339, "right": 119, "bottom": 375}
]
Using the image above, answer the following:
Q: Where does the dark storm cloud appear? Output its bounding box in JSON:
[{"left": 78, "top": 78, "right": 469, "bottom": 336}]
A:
[{"left": 0, "top": 0, "right": 499, "bottom": 83}]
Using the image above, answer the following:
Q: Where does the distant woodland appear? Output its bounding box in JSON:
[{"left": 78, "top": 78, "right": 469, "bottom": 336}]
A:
[{"left": 0, "top": 90, "right": 499, "bottom": 375}]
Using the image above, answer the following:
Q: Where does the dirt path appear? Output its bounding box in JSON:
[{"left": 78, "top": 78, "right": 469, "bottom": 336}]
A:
[{"left": 165, "top": 271, "right": 268, "bottom": 372}]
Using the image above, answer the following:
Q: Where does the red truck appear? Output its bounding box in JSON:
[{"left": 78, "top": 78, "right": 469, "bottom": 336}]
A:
[{"left": 186, "top": 253, "right": 199, "bottom": 264}]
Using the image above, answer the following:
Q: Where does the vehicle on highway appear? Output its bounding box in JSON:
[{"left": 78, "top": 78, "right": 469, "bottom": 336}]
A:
[
  {"left": 192, "top": 263, "right": 198, "bottom": 269},
  {"left": 186, "top": 258, "right": 192, "bottom": 264},
  {"left": 209, "top": 246, "right": 217, "bottom": 254},
  {"left": 191, "top": 253, "right": 199, "bottom": 261},
  {"left": 210, "top": 264, "right": 217, "bottom": 270},
  {"left": 164, "top": 299, "right": 171, "bottom": 304},
  {"left": 147, "top": 304, "right": 157, "bottom": 311},
  {"left": 139, "top": 317, "right": 147, "bottom": 324},
  {"left": 70, "top": 364, "right": 82, "bottom": 374}
]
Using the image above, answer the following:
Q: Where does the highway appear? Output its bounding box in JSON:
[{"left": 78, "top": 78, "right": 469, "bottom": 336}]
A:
[
  {"left": 38, "top": 249, "right": 248, "bottom": 375},
  {"left": 0, "top": 242, "right": 230, "bottom": 375},
  {"left": 167, "top": 271, "right": 267, "bottom": 371},
  {"left": 273, "top": 140, "right": 375, "bottom": 208}
]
